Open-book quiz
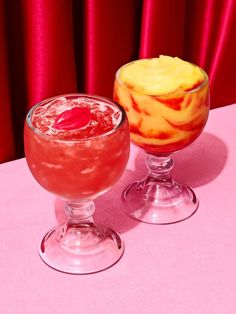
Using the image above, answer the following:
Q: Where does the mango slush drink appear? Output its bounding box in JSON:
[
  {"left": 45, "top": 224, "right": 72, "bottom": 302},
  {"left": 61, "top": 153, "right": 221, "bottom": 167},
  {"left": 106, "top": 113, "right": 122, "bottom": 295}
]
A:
[
  {"left": 24, "top": 95, "right": 130, "bottom": 200},
  {"left": 114, "top": 55, "right": 209, "bottom": 154}
]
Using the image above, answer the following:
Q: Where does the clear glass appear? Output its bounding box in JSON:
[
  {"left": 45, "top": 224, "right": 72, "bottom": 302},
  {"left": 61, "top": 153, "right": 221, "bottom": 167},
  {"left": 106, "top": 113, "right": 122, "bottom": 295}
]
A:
[
  {"left": 24, "top": 94, "right": 130, "bottom": 274},
  {"left": 114, "top": 60, "right": 210, "bottom": 224}
]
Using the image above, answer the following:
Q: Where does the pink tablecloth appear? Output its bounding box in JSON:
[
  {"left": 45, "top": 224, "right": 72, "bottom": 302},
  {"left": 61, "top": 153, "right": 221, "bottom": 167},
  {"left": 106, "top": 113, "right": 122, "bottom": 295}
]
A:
[{"left": 1, "top": 104, "right": 236, "bottom": 314}]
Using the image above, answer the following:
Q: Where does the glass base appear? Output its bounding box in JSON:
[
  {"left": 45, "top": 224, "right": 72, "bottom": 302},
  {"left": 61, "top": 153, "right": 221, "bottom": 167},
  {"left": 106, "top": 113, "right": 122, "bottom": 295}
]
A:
[
  {"left": 123, "top": 180, "right": 199, "bottom": 224},
  {"left": 39, "top": 223, "right": 124, "bottom": 274}
]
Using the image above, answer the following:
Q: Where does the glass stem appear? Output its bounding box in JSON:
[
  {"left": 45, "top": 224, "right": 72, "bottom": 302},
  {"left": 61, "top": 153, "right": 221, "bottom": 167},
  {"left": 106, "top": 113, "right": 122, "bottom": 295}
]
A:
[
  {"left": 65, "top": 200, "right": 95, "bottom": 225},
  {"left": 145, "top": 153, "right": 174, "bottom": 184}
]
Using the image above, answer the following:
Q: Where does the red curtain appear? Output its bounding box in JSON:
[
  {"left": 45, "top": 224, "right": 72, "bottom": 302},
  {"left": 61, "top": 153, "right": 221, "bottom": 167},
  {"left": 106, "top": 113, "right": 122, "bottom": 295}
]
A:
[{"left": 1, "top": 0, "right": 236, "bottom": 163}]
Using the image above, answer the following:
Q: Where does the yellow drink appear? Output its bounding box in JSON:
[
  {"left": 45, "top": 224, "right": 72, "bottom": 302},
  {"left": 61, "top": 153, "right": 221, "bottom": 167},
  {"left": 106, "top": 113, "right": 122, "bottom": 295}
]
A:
[{"left": 114, "top": 56, "right": 209, "bottom": 154}]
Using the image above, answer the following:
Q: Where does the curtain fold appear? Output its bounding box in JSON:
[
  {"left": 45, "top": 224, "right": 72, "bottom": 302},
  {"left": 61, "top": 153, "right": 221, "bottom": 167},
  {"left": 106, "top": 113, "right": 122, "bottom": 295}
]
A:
[
  {"left": 22, "top": 0, "right": 77, "bottom": 108},
  {"left": 84, "top": 0, "right": 142, "bottom": 97},
  {"left": 1, "top": 0, "right": 236, "bottom": 163},
  {"left": 139, "top": 0, "right": 186, "bottom": 58},
  {"left": 184, "top": 0, "right": 236, "bottom": 109},
  {"left": 0, "top": 1, "right": 15, "bottom": 162}
]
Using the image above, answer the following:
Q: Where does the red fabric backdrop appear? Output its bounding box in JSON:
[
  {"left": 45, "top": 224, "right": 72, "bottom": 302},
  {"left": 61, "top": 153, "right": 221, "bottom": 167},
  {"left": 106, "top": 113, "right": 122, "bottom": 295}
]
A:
[{"left": 1, "top": 0, "right": 236, "bottom": 163}]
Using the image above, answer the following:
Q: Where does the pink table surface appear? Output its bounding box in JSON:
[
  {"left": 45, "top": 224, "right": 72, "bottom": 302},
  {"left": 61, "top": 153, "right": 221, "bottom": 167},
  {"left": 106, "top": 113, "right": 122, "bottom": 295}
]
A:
[{"left": 1, "top": 104, "right": 236, "bottom": 314}]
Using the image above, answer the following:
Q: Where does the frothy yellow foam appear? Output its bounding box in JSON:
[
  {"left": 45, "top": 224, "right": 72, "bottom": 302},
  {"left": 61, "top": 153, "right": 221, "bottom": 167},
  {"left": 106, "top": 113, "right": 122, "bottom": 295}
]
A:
[{"left": 119, "top": 55, "right": 204, "bottom": 95}]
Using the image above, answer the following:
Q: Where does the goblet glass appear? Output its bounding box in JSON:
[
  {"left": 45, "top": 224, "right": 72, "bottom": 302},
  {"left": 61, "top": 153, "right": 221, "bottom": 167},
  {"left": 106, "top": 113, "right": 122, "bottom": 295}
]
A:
[
  {"left": 24, "top": 94, "right": 130, "bottom": 274},
  {"left": 114, "top": 57, "right": 210, "bottom": 224}
]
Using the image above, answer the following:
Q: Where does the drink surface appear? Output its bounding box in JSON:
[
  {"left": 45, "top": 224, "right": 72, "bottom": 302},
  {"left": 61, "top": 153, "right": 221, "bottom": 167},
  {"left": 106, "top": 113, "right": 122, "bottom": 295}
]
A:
[
  {"left": 118, "top": 55, "right": 204, "bottom": 95},
  {"left": 24, "top": 95, "right": 130, "bottom": 200},
  {"left": 31, "top": 96, "right": 122, "bottom": 140},
  {"left": 114, "top": 55, "right": 209, "bottom": 154}
]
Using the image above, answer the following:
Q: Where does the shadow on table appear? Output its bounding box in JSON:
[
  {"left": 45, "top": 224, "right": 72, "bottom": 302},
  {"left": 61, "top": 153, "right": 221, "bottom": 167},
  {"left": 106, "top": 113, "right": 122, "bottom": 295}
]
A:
[
  {"left": 54, "top": 131, "right": 227, "bottom": 233},
  {"left": 173, "top": 132, "right": 228, "bottom": 188},
  {"left": 126, "top": 131, "right": 228, "bottom": 189}
]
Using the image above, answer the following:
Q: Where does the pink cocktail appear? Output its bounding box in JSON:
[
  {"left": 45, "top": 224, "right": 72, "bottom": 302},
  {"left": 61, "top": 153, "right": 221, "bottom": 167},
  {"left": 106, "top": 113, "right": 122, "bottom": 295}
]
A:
[{"left": 24, "top": 94, "right": 130, "bottom": 274}]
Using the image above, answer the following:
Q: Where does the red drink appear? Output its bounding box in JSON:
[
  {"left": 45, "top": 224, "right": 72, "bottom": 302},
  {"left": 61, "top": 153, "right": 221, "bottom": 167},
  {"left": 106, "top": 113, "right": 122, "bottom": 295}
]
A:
[
  {"left": 24, "top": 94, "right": 130, "bottom": 200},
  {"left": 24, "top": 94, "right": 130, "bottom": 274}
]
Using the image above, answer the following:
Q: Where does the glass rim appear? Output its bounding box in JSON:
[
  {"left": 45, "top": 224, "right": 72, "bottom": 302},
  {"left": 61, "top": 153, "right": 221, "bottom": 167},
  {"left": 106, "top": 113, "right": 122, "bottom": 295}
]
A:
[
  {"left": 25, "top": 93, "right": 127, "bottom": 143},
  {"left": 115, "top": 58, "right": 209, "bottom": 97}
]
